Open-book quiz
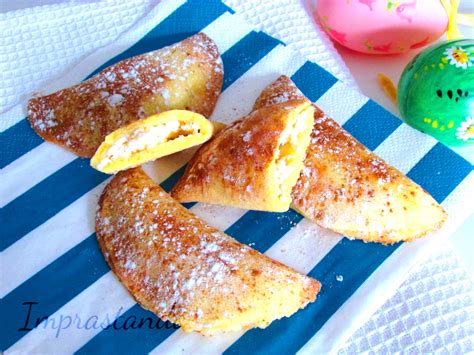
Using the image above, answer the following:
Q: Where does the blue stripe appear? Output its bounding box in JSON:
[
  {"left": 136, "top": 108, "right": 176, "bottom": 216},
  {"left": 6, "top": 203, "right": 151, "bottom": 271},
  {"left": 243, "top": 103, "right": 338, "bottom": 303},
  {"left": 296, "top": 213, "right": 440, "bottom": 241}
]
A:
[
  {"left": 343, "top": 100, "right": 402, "bottom": 151},
  {"left": 160, "top": 165, "right": 188, "bottom": 192},
  {"left": 0, "top": 0, "right": 231, "bottom": 170},
  {"left": 407, "top": 143, "right": 473, "bottom": 203},
  {"left": 291, "top": 61, "right": 338, "bottom": 102},
  {"left": 161, "top": 166, "right": 195, "bottom": 211},
  {"left": 0, "top": 159, "right": 108, "bottom": 251},
  {"left": 221, "top": 31, "right": 281, "bottom": 90},
  {"left": 76, "top": 304, "right": 177, "bottom": 355},
  {"left": 225, "top": 209, "right": 303, "bottom": 251},
  {"left": 0, "top": 234, "right": 108, "bottom": 350},
  {"left": 224, "top": 210, "right": 302, "bottom": 253},
  {"left": 1, "top": 14, "right": 276, "bottom": 253},
  {"left": 0, "top": 120, "right": 43, "bottom": 169}
]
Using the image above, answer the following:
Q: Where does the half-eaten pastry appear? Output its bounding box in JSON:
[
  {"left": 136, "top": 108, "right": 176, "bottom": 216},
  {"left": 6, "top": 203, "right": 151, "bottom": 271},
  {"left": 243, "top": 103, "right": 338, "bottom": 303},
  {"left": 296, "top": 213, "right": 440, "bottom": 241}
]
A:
[
  {"left": 28, "top": 33, "right": 223, "bottom": 157},
  {"left": 254, "top": 76, "right": 447, "bottom": 244},
  {"left": 90, "top": 110, "right": 215, "bottom": 174},
  {"left": 170, "top": 100, "right": 315, "bottom": 212},
  {"left": 96, "top": 168, "right": 320, "bottom": 334}
]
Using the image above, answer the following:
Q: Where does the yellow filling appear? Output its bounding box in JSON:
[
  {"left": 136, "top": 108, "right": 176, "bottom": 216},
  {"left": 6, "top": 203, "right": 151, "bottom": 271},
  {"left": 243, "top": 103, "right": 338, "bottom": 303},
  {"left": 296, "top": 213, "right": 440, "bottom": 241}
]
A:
[
  {"left": 97, "top": 121, "right": 200, "bottom": 170},
  {"left": 273, "top": 104, "right": 314, "bottom": 203},
  {"left": 91, "top": 110, "right": 213, "bottom": 174}
]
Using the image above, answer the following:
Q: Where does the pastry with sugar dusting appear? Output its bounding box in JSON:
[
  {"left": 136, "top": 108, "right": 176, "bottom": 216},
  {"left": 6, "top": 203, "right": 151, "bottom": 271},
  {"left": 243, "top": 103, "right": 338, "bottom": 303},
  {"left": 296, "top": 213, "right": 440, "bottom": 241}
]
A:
[
  {"left": 170, "top": 100, "right": 315, "bottom": 212},
  {"left": 90, "top": 110, "right": 223, "bottom": 174},
  {"left": 96, "top": 168, "right": 320, "bottom": 334},
  {"left": 255, "top": 76, "right": 446, "bottom": 244},
  {"left": 28, "top": 33, "right": 223, "bottom": 157}
]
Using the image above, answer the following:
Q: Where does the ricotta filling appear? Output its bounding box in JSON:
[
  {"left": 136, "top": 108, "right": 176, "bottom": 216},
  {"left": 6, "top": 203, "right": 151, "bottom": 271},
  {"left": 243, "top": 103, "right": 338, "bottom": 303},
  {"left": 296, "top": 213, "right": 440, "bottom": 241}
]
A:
[
  {"left": 275, "top": 115, "right": 307, "bottom": 195},
  {"left": 97, "top": 121, "right": 200, "bottom": 169}
]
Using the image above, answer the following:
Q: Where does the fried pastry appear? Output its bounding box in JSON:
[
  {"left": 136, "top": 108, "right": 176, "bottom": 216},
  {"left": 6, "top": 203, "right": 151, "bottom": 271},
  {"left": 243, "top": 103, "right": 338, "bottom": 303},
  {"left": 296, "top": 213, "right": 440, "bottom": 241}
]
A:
[
  {"left": 170, "top": 100, "right": 315, "bottom": 212},
  {"left": 96, "top": 168, "right": 320, "bottom": 334},
  {"left": 90, "top": 110, "right": 215, "bottom": 174},
  {"left": 254, "top": 76, "right": 447, "bottom": 244},
  {"left": 28, "top": 33, "right": 223, "bottom": 157}
]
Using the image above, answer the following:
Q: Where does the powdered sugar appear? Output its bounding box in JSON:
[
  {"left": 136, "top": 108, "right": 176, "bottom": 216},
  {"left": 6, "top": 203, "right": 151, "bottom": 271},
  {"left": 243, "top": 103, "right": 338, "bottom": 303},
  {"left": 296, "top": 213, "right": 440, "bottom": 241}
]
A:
[
  {"left": 124, "top": 259, "right": 137, "bottom": 270},
  {"left": 107, "top": 93, "right": 124, "bottom": 106},
  {"left": 28, "top": 33, "right": 223, "bottom": 157}
]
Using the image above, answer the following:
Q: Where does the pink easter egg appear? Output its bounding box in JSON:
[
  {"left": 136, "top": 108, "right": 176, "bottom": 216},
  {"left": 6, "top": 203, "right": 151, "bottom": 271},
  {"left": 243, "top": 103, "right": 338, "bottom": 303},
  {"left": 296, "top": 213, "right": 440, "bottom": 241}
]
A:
[{"left": 315, "top": 0, "right": 448, "bottom": 54}]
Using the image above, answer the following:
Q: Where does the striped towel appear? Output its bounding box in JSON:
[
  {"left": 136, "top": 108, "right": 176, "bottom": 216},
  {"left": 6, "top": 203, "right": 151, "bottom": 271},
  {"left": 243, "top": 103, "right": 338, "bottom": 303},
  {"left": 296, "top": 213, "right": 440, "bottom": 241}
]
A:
[{"left": 1, "top": 0, "right": 473, "bottom": 353}]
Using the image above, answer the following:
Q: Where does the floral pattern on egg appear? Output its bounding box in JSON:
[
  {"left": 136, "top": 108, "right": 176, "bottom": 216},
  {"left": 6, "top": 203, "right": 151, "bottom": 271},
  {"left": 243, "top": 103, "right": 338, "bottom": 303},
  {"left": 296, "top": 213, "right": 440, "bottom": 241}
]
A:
[
  {"left": 444, "top": 46, "right": 473, "bottom": 69},
  {"left": 456, "top": 117, "right": 474, "bottom": 142},
  {"left": 398, "top": 40, "right": 474, "bottom": 146}
]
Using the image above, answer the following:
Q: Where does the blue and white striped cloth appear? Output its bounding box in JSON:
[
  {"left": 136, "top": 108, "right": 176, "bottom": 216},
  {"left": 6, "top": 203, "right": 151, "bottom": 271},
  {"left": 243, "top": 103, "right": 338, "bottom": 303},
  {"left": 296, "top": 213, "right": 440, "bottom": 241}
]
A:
[{"left": 1, "top": 1, "right": 473, "bottom": 353}]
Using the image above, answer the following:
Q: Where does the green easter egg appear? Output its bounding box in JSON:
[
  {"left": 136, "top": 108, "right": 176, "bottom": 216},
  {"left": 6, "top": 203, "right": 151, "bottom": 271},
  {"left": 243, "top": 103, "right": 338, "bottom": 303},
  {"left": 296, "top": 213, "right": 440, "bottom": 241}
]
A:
[{"left": 398, "top": 39, "right": 474, "bottom": 146}]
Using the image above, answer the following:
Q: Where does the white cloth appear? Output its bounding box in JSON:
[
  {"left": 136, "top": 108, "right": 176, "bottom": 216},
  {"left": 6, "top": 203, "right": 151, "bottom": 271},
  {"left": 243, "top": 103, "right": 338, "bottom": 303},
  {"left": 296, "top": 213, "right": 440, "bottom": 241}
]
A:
[
  {"left": 339, "top": 245, "right": 474, "bottom": 353},
  {"left": 0, "top": 0, "right": 159, "bottom": 116},
  {"left": 223, "top": 0, "right": 355, "bottom": 86}
]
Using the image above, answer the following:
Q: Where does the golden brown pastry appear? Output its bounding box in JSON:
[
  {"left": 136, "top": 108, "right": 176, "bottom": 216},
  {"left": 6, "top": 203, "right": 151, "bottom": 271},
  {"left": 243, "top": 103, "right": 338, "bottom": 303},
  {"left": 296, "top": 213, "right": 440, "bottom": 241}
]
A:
[
  {"left": 170, "top": 100, "right": 315, "bottom": 212},
  {"left": 90, "top": 110, "right": 215, "bottom": 174},
  {"left": 28, "top": 33, "right": 223, "bottom": 157},
  {"left": 254, "top": 76, "right": 447, "bottom": 244},
  {"left": 96, "top": 168, "right": 320, "bottom": 334}
]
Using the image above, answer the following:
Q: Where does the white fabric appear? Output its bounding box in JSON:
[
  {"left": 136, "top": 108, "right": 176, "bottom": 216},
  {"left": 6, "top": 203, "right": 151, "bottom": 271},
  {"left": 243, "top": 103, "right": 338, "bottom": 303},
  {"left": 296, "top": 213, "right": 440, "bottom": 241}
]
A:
[
  {"left": 223, "top": 0, "right": 355, "bottom": 86},
  {"left": 339, "top": 245, "right": 474, "bottom": 353},
  {"left": 0, "top": 0, "right": 159, "bottom": 116},
  {"left": 1, "top": 0, "right": 472, "bottom": 353}
]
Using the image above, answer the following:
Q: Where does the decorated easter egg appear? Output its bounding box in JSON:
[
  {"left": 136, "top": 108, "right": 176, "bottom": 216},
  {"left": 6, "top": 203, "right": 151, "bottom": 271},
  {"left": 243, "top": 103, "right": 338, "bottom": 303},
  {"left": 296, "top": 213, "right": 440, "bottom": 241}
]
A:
[
  {"left": 398, "top": 39, "right": 474, "bottom": 146},
  {"left": 315, "top": 0, "right": 448, "bottom": 54}
]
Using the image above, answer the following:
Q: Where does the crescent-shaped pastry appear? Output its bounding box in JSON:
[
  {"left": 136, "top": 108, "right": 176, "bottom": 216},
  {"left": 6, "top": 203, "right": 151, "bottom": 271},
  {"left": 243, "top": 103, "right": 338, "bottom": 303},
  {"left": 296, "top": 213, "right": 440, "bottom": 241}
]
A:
[
  {"left": 254, "top": 76, "right": 447, "bottom": 244},
  {"left": 90, "top": 110, "right": 215, "bottom": 174},
  {"left": 28, "top": 33, "right": 223, "bottom": 157},
  {"left": 96, "top": 168, "right": 320, "bottom": 334},
  {"left": 170, "top": 100, "right": 315, "bottom": 212}
]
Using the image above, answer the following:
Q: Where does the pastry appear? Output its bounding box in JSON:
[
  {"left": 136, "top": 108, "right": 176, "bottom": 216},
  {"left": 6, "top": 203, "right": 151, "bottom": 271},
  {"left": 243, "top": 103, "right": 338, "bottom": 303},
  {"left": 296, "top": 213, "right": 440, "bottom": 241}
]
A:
[
  {"left": 90, "top": 110, "right": 216, "bottom": 174},
  {"left": 28, "top": 33, "right": 223, "bottom": 157},
  {"left": 254, "top": 76, "right": 447, "bottom": 244},
  {"left": 170, "top": 100, "right": 315, "bottom": 212},
  {"left": 96, "top": 168, "right": 320, "bottom": 334}
]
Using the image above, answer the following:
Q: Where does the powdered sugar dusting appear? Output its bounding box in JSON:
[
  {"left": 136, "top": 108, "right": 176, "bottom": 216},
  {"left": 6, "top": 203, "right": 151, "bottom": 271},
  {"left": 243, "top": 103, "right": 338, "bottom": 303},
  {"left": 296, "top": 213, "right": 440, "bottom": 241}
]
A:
[
  {"left": 96, "top": 169, "right": 318, "bottom": 333},
  {"left": 27, "top": 33, "right": 223, "bottom": 157},
  {"left": 107, "top": 93, "right": 124, "bottom": 106},
  {"left": 291, "top": 107, "right": 428, "bottom": 240},
  {"left": 254, "top": 75, "right": 304, "bottom": 109},
  {"left": 96, "top": 170, "right": 254, "bottom": 328}
]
